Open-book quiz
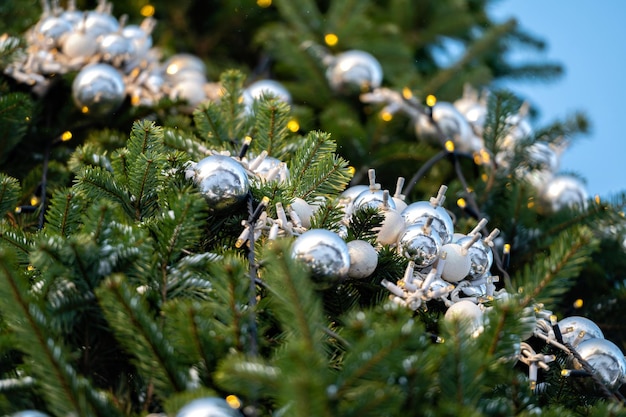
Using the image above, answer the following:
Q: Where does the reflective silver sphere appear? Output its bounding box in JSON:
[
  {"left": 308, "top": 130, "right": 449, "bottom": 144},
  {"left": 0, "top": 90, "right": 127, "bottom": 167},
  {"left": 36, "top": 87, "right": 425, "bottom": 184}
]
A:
[
  {"left": 243, "top": 79, "right": 292, "bottom": 111},
  {"left": 326, "top": 50, "right": 383, "bottom": 94},
  {"left": 415, "top": 102, "right": 480, "bottom": 153},
  {"left": 558, "top": 316, "right": 604, "bottom": 347},
  {"left": 456, "top": 235, "right": 493, "bottom": 279},
  {"left": 81, "top": 11, "right": 120, "bottom": 38},
  {"left": 576, "top": 338, "right": 626, "bottom": 390},
  {"left": 541, "top": 175, "right": 588, "bottom": 212},
  {"left": 163, "top": 53, "right": 207, "bottom": 83},
  {"left": 291, "top": 229, "right": 350, "bottom": 284},
  {"left": 176, "top": 397, "right": 243, "bottom": 417},
  {"left": 398, "top": 222, "right": 443, "bottom": 268},
  {"left": 192, "top": 155, "right": 250, "bottom": 211},
  {"left": 401, "top": 201, "right": 454, "bottom": 244},
  {"left": 352, "top": 189, "right": 396, "bottom": 212},
  {"left": 72, "top": 63, "right": 126, "bottom": 116}
]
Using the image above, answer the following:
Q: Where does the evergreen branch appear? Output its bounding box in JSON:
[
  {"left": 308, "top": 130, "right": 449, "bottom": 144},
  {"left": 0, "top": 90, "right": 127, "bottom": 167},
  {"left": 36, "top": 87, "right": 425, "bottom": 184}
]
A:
[
  {"left": 97, "top": 275, "right": 189, "bottom": 397},
  {"left": 423, "top": 19, "right": 517, "bottom": 94},
  {"left": 252, "top": 97, "right": 291, "bottom": 159},
  {"left": 297, "top": 154, "right": 352, "bottom": 200},
  {"left": 518, "top": 226, "right": 597, "bottom": 308},
  {"left": 162, "top": 127, "right": 209, "bottom": 160},
  {"left": 325, "top": 0, "right": 369, "bottom": 35},
  {"left": 273, "top": 0, "right": 323, "bottom": 37},
  {"left": 0, "top": 248, "right": 120, "bottom": 417},
  {"left": 0, "top": 92, "right": 32, "bottom": 165},
  {"left": 74, "top": 167, "right": 134, "bottom": 219},
  {"left": 0, "top": 174, "right": 21, "bottom": 219},
  {"left": 193, "top": 101, "right": 230, "bottom": 149},
  {"left": 128, "top": 120, "right": 165, "bottom": 157},
  {"left": 219, "top": 70, "right": 247, "bottom": 143},
  {"left": 0, "top": 224, "right": 31, "bottom": 264},
  {"left": 214, "top": 353, "right": 281, "bottom": 400},
  {"left": 44, "top": 188, "right": 84, "bottom": 237},
  {"left": 128, "top": 154, "right": 160, "bottom": 220}
]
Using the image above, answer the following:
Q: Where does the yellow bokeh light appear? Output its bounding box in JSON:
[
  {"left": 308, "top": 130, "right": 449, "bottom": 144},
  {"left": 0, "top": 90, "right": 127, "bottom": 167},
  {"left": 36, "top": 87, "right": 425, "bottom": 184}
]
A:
[
  {"left": 226, "top": 395, "right": 241, "bottom": 409},
  {"left": 348, "top": 166, "right": 356, "bottom": 175},
  {"left": 140, "top": 4, "right": 155, "bottom": 17},
  {"left": 481, "top": 173, "right": 488, "bottom": 182},
  {"left": 473, "top": 153, "right": 483, "bottom": 165},
  {"left": 594, "top": 194, "right": 601, "bottom": 204},
  {"left": 573, "top": 298, "right": 583, "bottom": 308},
  {"left": 287, "top": 119, "right": 300, "bottom": 132},
  {"left": 480, "top": 149, "right": 490, "bottom": 163},
  {"left": 426, "top": 94, "right": 437, "bottom": 107},
  {"left": 381, "top": 111, "right": 393, "bottom": 122},
  {"left": 61, "top": 131, "right": 72, "bottom": 141},
  {"left": 444, "top": 140, "right": 455, "bottom": 152},
  {"left": 504, "top": 243, "right": 511, "bottom": 254},
  {"left": 131, "top": 95, "right": 141, "bottom": 106},
  {"left": 257, "top": 0, "right": 272, "bottom": 7},
  {"left": 402, "top": 87, "right": 413, "bottom": 100},
  {"left": 14, "top": 206, "right": 21, "bottom": 214},
  {"left": 457, "top": 198, "right": 466, "bottom": 209},
  {"left": 27, "top": 265, "right": 35, "bottom": 271},
  {"left": 81, "top": 106, "right": 89, "bottom": 114},
  {"left": 30, "top": 196, "right": 40, "bottom": 206},
  {"left": 324, "top": 33, "right": 339, "bottom": 47}
]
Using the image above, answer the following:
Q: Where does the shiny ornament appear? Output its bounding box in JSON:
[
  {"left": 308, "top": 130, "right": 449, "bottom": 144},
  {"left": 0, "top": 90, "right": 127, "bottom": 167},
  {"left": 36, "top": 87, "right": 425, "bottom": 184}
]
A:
[
  {"left": 398, "top": 220, "right": 443, "bottom": 268},
  {"left": 439, "top": 243, "right": 471, "bottom": 283},
  {"left": 72, "top": 63, "right": 126, "bottom": 115},
  {"left": 558, "top": 316, "right": 604, "bottom": 347},
  {"left": 291, "top": 229, "right": 351, "bottom": 285},
  {"left": 163, "top": 53, "right": 207, "bottom": 83},
  {"left": 575, "top": 338, "right": 626, "bottom": 390},
  {"left": 401, "top": 201, "right": 454, "bottom": 244},
  {"left": 453, "top": 85, "right": 488, "bottom": 136},
  {"left": 243, "top": 79, "right": 292, "bottom": 110},
  {"left": 456, "top": 234, "right": 495, "bottom": 279},
  {"left": 347, "top": 239, "right": 378, "bottom": 279},
  {"left": 169, "top": 79, "right": 208, "bottom": 109},
  {"left": 352, "top": 189, "right": 396, "bottom": 212},
  {"left": 541, "top": 175, "right": 588, "bottom": 212},
  {"left": 33, "top": 16, "right": 74, "bottom": 48},
  {"left": 98, "top": 32, "right": 134, "bottom": 63},
  {"left": 176, "top": 397, "right": 243, "bottom": 417},
  {"left": 415, "top": 102, "right": 482, "bottom": 153},
  {"left": 80, "top": 10, "right": 120, "bottom": 38},
  {"left": 375, "top": 209, "right": 405, "bottom": 245},
  {"left": 289, "top": 197, "right": 314, "bottom": 229},
  {"left": 190, "top": 155, "right": 250, "bottom": 211},
  {"left": 326, "top": 50, "right": 383, "bottom": 94},
  {"left": 444, "top": 299, "right": 484, "bottom": 335},
  {"left": 61, "top": 30, "right": 98, "bottom": 59},
  {"left": 122, "top": 24, "right": 153, "bottom": 57}
]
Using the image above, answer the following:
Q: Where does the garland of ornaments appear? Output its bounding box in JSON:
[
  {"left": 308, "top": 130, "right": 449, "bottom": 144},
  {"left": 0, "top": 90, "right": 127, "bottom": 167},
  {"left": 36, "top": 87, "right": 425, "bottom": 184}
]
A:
[{"left": 4, "top": 3, "right": 614, "bottom": 415}]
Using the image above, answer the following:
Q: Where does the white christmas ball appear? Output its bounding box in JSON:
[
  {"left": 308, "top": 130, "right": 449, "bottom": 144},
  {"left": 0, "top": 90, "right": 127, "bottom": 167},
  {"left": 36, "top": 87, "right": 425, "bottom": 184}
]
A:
[
  {"left": 440, "top": 243, "right": 471, "bottom": 283},
  {"left": 444, "top": 300, "right": 484, "bottom": 335},
  {"left": 398, "top": 222, "right": 443, "bottom": 268},
  {"left": 347, "top": 240, "right": 378, "bottom": 279},
  {"left": 401, "top": 201, "right": 454, "bottom": 244},
  {"left": 576, "top": 338, "right": 626, "bottom": 390},
  {"left": 326, "top": 50, "right": 383, "bottom": 94},
  {"left": 392, "top": 196, "right": 407, "bottom": 213},
  {"left": 170, "top": 79, "right": 208, "bottom": 109},
  {"left": 243, "top": 79, "right": 292, "bottom": 111},
  {"left": 541, "top": 175, "right": 588, "bottom": 212},
  {"left": 290, "top": 197, "right": 314, "bottom": 229},
  {"left": 72, "top": 63, "right": 126, "bottom": 116},
  {"left": 291, "top": 229, "right": 350, "bottom": 285},
  {"left": 376, "top": 209, "right": 405, "bottom": 245},
  {"left": 191, "top": 155, "right": 250, "bottom": 211},
  {"left": 61, "top": 31, "right": 98, "bottom": 59},
  {"left": 558, "top": 316, "right": 604, "bottom": 347},
  {"left": 176, "top": 397, "right": 243, "bottom": 417}
]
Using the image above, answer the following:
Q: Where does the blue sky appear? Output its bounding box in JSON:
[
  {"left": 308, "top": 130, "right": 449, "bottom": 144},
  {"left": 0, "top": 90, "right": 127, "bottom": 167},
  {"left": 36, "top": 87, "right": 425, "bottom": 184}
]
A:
[{"left": 489, "top": 1, "right": 626, "bottom": 198}]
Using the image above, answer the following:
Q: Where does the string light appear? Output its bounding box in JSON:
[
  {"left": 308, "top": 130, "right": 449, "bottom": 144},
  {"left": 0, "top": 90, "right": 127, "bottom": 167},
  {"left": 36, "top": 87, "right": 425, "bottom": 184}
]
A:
[
  {"left": 594, "top": 195, "right": 601, "bottom": 204},
  {"left": 30, "top": 196, "right": 40, "bottom": 206},
  {"left": 573, "top": 298, "right": 583, "bottom": 308},
  {"left": 402, "top": 87, "right": 413, "bottom": 100},
  {"left": 425, "top": 94, "right": 437, "bottom": 107},
  {"left": 225, "top": 394, "right": 241, "bottom": 408},
  {"left": 381, "top": 111, "right": 393, "bottom": 122},
  {"left": 140, "top": 4, "right": 155, "bottom": 17},
  {"left": 444, "top": 140, "right": 455, "bottom": 153},
  {"left": 287, "top": 119, "right": 300, "bottom": 132},
  {"left": 324, "top": 33, "right": 339, "bottom": 47},
  {"left": 257, "top": 0, "right": 272, "bottom": 7},
  {"left": 61, "top": 131, "right": 72, "bottom": 141}
]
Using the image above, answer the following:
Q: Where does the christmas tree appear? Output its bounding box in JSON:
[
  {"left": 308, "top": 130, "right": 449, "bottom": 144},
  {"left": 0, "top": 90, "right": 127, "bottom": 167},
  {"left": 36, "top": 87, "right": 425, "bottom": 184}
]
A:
[{"left": 1, "top": 0, "right": 626, "bottom": 416}]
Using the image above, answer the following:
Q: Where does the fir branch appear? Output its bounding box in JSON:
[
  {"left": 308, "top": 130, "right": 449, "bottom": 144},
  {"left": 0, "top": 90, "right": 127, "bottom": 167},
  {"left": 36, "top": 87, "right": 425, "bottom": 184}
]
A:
[
  {"left": 517, "top": 226, "right": 597, "bottom": 308},
  {"left": 0, "top": 92, "right": 33, "bottom": 165},
  {"left": 74, "top": 167, "right": 134, "bottom": 219},
  {"left": 128, "top": 153, "right": 161, "bottom": 220},
  {"left": 273, "top": 0, "right": 323, "bottom": 38},
  {"left": 0, "top": 174, "right": 21, "bottom": 219},
  {"left": 96, "top": 274, "right": 189, "bottom": 398},
  {"left": 252, "top": 97, "right": 291, "bottom": 159},
  {"left": 219, "top": 70, "right": 247, "bottom": 144},
  {"left": 162, "top": 127, "right": 209, "bottom": 160},
  {"left": 0, "top": 247, "right": 121, "bottom": 417},
  {"left": 44, "top": 188, "right": 84, "bottom": 237},
  {"left": 0, "top": 224, "right": 32, "bottom": 265},
  {"left": 193, "top": 101, "right": 231, "bottom": 149}
]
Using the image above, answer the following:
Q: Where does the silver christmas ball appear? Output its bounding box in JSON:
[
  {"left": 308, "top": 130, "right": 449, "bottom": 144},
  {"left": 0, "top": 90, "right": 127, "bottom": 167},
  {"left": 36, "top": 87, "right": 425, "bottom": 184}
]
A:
[
  {"left": 291, "top": 229, "right": 350, "bottom": 285},
  {"left": 170, "top": 79, "right": 208, "bottom": 109},
  {"left": 558, "top": 316, "right": 604, "bottom": 347},
  {"left": 352, "top": 189, "right": 396, "bottom": 212},
  {"left": 98, "top": 32, "right": 134, "bottom": 62},
  {"left": 243, "top": 79, "right": 292, "bottom": 110},
  {"left": 541, "top": 175, "right": 588, "bottom": 212},
  {"left": 176, "top": 397, "right": 243, "bottom": 417},
  {"left": 326, "top": 50, "right": 383, "bottom": 94},
  {"left": 415, "top": 102, "right": 481, "bottom": 153},
  {"left": 456, "top": 235, "right": 493, "bottom": 279},
  {"left": 72, "top": 63, "right": 126, "bottom": 116},
  {"left": 34, "top": 16, "right": 74, "bottom": 48},
  {"left": 11, "top": 411, "right": 50, "bottom": 417},
  {"left": 398, "top": 222, "right": 443, "bottom": 268},
  {"left": 576, "top": 338, "right": 626, "bottom": 390},
  {"left": 191, "top": 155, "right": 250, "bottom": 211},
  {"left": 401, "top": 201, "right": 454, "bottom": 244},
  {"left": 163, "top": 53, "right": 207, "bottom": 83},
  {"left": 122, "top": 25, "right": 153, "bottom": 57},
  {"left": 80, "top": 11, "right": 119, "bottom": 38}
]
